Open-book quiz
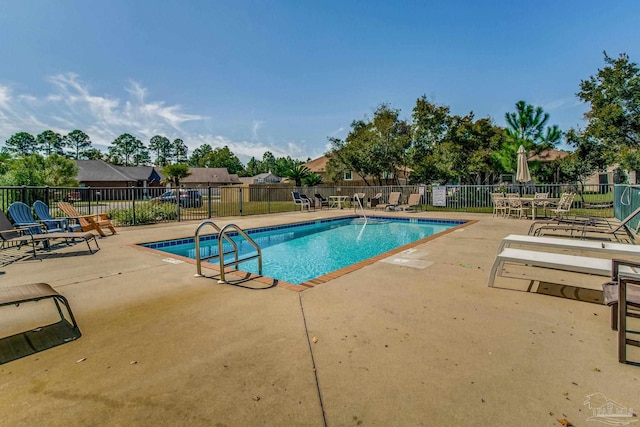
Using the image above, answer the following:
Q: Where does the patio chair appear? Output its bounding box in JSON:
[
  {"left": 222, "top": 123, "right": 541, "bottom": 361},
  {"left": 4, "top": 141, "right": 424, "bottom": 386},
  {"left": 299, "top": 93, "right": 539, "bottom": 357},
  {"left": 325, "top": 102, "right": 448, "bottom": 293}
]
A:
[
  {"left": 370, "top": 192, "right": 383, "bottom": 209},
  {"left": 490, "top": 193, "right": 508, "bottom": 217},
  {"left": 548, "top": 192, "right": 575, "bottom": 218},
  {"left": 602, "top": 259, "right": 640, "bottom": 364},
  {"left": 314, "top": 194, "right": 329, "bottom": 209},
  {"left": 506, "top": 194, "right": 529, "bottom": 219},
  {"left": 352, "top": 192, "right": 365, "bottom": 206},
  {"left": 291, "top": 192, "right": 311, "bottom": 211},
  {"left": 398, "top": 193, "right": 421, "bottom": 211},
  {"left": 0, "top": 211, "right": 98, "bottom": 257},
  {"left": 532, "top": 192, "right": 550, "bottom": 217},
  {"left": 300, "top": 194, "right": 315, "bottom": 211},
  {"left": 57, "top": 202, "right": 116, "bottom": 237},
  {"left": 33, "top": 200, "right": 81, "bottom": 232},
  {"left": 375, "top": 192, "right": 401, "bottom": 211},
  {"left": 8, "top": 201, "right": 64, "bottom": 234},
  {"left": 531, "top": 206, "right": 640, "bottom": 243}
]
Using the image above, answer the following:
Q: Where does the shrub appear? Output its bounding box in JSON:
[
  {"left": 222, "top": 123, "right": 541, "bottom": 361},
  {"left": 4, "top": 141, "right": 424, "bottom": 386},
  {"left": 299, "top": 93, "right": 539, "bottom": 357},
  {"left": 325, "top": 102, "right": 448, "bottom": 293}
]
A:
[{"left": 108, "top": 202, "right": 178, "bottom": 226}]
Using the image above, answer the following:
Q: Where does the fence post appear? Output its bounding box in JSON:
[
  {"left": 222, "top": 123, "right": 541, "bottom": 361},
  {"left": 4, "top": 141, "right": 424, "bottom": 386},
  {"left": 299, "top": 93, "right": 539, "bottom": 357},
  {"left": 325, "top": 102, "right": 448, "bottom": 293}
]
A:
[
  {"left": 267, "top": 186, "right": 271, "bottom": 214},
  {"left": 21, "top": 186, "right": 27, "bottom": 204},
  {"left": 131, "top": 186, "right": 136, "bottom": 226},
  {"left": 239, "top": 187, "right": 243, "bottom": 216},
  {"left": 207, "top": 186, "right": 212, "bottom": 218}
]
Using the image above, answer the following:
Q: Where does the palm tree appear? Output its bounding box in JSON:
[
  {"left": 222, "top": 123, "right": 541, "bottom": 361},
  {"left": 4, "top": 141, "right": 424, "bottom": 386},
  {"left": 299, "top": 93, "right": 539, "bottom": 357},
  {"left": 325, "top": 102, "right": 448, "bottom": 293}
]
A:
[
  {"left": 286, "top": 165, "right": 311, "bottom": 187},
  {"left": 161, "top": 163, "right": 191, "bottom": 187},
  {"left": 303, "top": 173, "right": 323, "bottom": 186}
]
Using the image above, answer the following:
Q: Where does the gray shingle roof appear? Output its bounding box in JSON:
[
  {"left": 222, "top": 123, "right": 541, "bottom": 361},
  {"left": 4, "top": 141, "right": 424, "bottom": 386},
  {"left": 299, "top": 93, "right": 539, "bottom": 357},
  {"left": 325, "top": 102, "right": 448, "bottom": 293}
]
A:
[{"left": 76, "top": 160, "right": 162, "bottom": 182}]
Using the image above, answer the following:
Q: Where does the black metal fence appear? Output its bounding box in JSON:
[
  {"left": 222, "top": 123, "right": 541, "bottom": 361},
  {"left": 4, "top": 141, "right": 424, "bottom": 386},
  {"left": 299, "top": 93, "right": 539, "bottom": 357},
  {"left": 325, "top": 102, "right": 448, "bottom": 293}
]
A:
[{"left": 0, "top": 183, "right": 618, "bottom": 227}]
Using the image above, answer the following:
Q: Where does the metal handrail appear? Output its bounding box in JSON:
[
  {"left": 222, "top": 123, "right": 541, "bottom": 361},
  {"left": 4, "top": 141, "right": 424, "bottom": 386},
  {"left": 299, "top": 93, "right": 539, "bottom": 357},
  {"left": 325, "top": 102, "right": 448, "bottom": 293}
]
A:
[
  {"left": 353, "top": 193, "right": 367, "bottom": 222},
  {"left": 217, "top": 223, "right": 262, "bottom": 283},
  {"left": 194, "top": 221, "right": 238, "bottom": 277}
]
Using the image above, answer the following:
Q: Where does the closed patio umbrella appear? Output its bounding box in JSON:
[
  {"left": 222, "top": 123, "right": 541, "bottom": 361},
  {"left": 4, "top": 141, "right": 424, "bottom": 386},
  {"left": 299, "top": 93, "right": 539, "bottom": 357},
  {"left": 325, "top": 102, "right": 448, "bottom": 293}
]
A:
[
  {"left": 516, "top": 144, "right": 531, "bottom": 195},
  {"left": 516, "top": 145, "right": 531, "bottom": 183}
]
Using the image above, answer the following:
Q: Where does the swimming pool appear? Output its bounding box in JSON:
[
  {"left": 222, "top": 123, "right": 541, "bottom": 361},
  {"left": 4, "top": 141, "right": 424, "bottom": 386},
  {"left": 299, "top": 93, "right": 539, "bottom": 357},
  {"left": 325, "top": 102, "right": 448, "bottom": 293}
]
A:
[{"left": 141, "top": 216, "right": 466, "bottom": 285}]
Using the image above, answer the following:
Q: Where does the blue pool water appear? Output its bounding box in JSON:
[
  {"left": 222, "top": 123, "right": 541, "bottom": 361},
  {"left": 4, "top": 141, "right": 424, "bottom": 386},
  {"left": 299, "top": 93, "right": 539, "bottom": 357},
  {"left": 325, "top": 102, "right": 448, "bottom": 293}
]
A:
[{"left": 141, "top": 216, "right": 464, "bottom": 285}]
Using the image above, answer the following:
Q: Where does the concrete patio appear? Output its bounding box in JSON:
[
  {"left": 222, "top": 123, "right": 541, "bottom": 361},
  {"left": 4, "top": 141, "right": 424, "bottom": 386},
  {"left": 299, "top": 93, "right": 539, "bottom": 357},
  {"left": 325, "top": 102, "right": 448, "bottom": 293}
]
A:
[{"left": 0, "top": 210, "right": 638, "bottom": 426}]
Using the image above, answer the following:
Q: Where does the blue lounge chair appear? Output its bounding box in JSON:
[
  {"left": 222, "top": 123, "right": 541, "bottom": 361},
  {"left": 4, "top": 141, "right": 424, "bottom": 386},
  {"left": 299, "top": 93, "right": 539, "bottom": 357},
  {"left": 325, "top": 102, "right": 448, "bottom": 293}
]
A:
[
  {"left": 33, "top": 200, "right": 81, "bottom": 232},
  {"left": 0, "top": 211, "right": 98, "bottom": 257},
  {"left": 8, "top": 202, "right": 64, "bottom": 234}
]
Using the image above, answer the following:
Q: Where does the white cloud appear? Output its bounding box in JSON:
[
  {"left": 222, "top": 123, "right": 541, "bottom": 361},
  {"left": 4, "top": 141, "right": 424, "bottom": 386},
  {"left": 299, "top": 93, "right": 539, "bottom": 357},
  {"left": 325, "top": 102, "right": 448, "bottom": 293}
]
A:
[
  {"left": 251, "top": 120, "right": 263, "bottom": 140},
  {"left": 0, "top": 73, "right": 208, "bottom": 147},
  {"left": 0, "top": 73, "right": 314, "bottom": 163}
]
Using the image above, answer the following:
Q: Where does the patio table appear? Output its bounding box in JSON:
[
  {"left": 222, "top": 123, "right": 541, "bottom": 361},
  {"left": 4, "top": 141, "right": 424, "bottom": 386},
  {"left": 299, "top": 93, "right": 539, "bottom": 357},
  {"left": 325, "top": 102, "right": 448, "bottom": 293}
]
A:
[
  {"left": 329, "top": 195, "right": 349, "bottom": 209},
  {"left": 517, "top": 197, "right": 560, "bottom": 220}
]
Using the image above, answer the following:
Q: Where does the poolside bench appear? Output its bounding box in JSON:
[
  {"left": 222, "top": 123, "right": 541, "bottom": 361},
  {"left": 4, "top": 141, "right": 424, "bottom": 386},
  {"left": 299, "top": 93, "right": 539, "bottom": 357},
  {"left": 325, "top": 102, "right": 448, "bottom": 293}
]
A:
[{"left": 0, "top": 283, "right": 81, "bottom": 364}]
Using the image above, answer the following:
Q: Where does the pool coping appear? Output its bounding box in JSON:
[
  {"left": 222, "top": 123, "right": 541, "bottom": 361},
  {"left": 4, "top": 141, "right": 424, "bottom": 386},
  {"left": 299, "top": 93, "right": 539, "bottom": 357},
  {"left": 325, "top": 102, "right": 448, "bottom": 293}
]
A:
[{"left": 132, "top": 215, "right": 478, "bottom": 291}]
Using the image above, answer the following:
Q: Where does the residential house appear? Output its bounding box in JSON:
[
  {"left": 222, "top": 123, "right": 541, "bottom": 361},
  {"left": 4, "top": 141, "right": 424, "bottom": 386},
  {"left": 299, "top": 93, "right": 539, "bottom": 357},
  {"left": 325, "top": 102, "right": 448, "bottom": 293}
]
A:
[
  {"left": 76, "top": 160, "right": 163, "bottom": 188},
  {"left": 238, "top": 173, "right": 281, "bottom": 185},
  {"left": 303, "top": 155, "right": 410, "bottom": 186},
  {"left": 181, "top": 168, "right": 242, "bottom": 187}
]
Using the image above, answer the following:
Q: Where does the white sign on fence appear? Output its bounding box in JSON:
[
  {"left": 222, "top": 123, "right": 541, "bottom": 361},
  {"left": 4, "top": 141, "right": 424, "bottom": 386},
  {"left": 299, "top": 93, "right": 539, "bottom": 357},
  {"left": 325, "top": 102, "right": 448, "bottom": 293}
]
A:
[{"left": 432, "top": 186, "right": 447, "bottom": 207}]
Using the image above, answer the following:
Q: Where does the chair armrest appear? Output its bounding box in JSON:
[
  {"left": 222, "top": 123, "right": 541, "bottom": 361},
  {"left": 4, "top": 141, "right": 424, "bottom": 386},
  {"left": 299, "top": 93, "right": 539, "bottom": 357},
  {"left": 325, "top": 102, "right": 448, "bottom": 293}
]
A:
[
  {"left": 0, "top": 226, "right": 31, "bottom": 236},
  {"left": 612, "top": 259, "right": 640, "bottom": 279}
]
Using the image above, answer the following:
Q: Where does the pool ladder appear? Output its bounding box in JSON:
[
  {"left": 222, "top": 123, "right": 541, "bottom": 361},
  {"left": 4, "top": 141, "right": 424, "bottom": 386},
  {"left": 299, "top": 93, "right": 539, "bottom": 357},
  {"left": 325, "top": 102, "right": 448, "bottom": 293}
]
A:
[{"left": 194, "top": 221, "right": 262, "bottom": 283}]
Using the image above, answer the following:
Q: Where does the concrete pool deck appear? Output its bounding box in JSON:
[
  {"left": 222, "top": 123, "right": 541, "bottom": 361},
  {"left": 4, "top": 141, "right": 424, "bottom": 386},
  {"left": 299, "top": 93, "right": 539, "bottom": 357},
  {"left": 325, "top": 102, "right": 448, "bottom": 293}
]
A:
[{"left": 0, "top": 210, "right": 638, "bottom": 426}]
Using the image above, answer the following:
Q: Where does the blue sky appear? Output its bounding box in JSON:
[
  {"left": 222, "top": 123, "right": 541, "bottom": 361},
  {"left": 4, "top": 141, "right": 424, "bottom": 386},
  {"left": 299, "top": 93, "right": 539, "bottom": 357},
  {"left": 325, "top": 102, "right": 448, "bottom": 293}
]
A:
[{"left": 0, "top": 1, "right": 639, "bottom": 163}]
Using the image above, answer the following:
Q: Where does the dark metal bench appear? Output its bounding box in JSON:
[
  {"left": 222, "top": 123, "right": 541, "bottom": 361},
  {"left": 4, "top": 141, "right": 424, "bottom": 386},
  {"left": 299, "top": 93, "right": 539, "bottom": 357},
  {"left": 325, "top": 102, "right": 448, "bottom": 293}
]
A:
[{"left": 0, "top": 283, "right": 81, "bottom": 364}]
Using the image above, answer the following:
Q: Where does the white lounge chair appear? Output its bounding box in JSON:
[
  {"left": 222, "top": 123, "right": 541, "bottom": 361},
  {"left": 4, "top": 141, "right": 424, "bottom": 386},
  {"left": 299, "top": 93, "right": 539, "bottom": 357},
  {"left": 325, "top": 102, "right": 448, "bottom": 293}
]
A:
[
  {"left": 375, "top": 192, "right": 401, "bottom": 211},
  {"left": 487, "top": 248, "right": 617, "bottom": 288},
  {"left": 531, "top": 206, "right": 640, "bottom": 243},
  {"left": 291, "top": 192, "right": 311, "bottom": 211},
  {"left": 497, "top": 234, "right": 640, "bottom": 256},
  {"left": 398, "top": 193, "right": 421, "bottom": 211}
]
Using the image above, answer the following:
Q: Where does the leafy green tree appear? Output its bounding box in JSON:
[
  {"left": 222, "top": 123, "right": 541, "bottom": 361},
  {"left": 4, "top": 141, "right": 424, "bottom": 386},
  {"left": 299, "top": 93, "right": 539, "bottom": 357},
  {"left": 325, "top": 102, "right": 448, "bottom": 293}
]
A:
[
  {"left": 64, "top": 129, "right": 92, "bottom": 159},
  {"left": 273, "top": 156, "right": 302, "bottom": 177},
  {"left": 36, "top": 130, "right": 64, "bottom": 156},
  {"left": 133, "top": 149, "right": 152, "bottom": 166},
  {"left": 83, "top": 148, "right": 104, "bottom": 160},
  {"left": 188, "top": 144, "right": 244, "bottom": 174},
  {"left": 149, "top": 135, "right": 172, "bottom": 166},
  {"left": 109, "top": 133, "right": 149, "bottom": 166},
  {"left": 4, "top": 132, "right": 37, "bottom": 155},
  {"left": 261, "top": 151, "right": 277, "bottom": 174},
  {"left": 0, "top": 152, "right": 11, "bottom": 175},
  {"left": 161, "top": 163, "right": 191, "bottom": 187},
  {"left": 171, "top": 138, "right": 188, "bottom": 163},
  {"left": 408, "top": 97, "right": 454, "bottom": 184},
  {"left": 43, "top": 154, "right": 80, "bottom": 186},
  {"left": 452, "top": 116, "right": 506, "bottom": 184},
  {"left": 208, "top": 146, "right": 244, "bottom": 174},
  {"left": 578, "top": 52, "right": 640, "bottom": 163},
  {"left": 285, "top": 165, "right": 310, "bottom": 187},
  {"left": 188, "top": 144, "right": 213, "bottom": 167},
  {"left": 0, "top": 153, "right": 78, "bottom": 186},
  {"left": 245, "top": 157, "right": 261, "bottom": 176},
  {"left": 328, "top": 104, "right": 411, "bottom": 186},
  {"left": 559, "top": 129, "right": 610, "bottom": 189}
]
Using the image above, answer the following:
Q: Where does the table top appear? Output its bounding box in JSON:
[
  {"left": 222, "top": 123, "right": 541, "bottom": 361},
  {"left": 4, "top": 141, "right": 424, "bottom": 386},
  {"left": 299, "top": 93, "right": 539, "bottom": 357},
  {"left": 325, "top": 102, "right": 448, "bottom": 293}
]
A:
[{"left": 329, "top": 195, "right": 348, "bottom": 200}]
